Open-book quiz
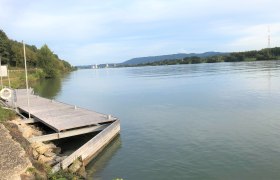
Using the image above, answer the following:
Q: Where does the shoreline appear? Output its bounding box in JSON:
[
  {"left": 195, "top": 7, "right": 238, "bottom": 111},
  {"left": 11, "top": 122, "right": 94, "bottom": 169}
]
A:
[
  {"left": 0, "top": 116, "right": 84, "bottom": 179},
  {"left": 0, "top": 123, "right": 32, "bottom": 180}
]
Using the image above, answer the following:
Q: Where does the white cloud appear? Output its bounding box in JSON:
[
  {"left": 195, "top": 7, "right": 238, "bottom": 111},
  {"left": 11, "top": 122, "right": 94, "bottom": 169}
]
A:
[
  {"left": 1, "top": 0, "right": 280, "bottom": 64},
  {"left": 216, "top": 23, "right": 280, "bottom": 51}
]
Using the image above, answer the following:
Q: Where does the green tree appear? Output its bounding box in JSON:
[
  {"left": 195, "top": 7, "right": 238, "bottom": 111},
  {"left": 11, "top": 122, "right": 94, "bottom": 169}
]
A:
[
  {"left": 0, "top": 29, "right": 74, "bottom": 78},
  {"left": 38, "top": 45, "right": 60, "bottom": 78},
  {"left": 0, "top": 29, "right": 11, "bottom": 64}
]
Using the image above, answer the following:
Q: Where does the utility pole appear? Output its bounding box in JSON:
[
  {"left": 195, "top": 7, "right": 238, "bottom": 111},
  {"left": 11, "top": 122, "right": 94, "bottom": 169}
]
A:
[{"left": 267, "top": 26, "right": 271, "bottom": 58}]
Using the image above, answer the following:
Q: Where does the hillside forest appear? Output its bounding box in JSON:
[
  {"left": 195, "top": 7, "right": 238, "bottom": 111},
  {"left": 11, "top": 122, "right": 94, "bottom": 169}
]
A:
[
  {"left": 122, "top": 48, "right": 280, "bottom": 67},
  {"left": 0, "top": 29, "right": 74, "bottom": 78}
]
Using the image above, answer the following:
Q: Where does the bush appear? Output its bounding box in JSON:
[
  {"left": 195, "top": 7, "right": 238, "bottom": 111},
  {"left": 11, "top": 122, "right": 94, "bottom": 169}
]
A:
[{"left": 48, "top": 169, "right": 82, "bottom": 180}]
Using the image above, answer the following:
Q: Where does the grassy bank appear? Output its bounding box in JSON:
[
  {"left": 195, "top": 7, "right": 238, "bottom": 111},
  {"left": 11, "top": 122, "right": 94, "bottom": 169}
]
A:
[
  {"left": 0, "top": 106, "right": 16, "bottom": 122},
  {"left": 1, "top": 68, "right": 44, "bottom": 89},
  {"left": 0, "top": 107, "right": 82, "bottom": 179}
]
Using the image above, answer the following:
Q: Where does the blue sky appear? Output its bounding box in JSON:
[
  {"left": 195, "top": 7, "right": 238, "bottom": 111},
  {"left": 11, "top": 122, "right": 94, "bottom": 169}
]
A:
[{"left": 1, "top": 0, "right": 280, "bottom": 65}]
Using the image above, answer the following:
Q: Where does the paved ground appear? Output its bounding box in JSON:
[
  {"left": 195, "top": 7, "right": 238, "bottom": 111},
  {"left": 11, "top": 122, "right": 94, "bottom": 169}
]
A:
[{"left": 0, "top": 124, "right": 32, "bottom": 180}]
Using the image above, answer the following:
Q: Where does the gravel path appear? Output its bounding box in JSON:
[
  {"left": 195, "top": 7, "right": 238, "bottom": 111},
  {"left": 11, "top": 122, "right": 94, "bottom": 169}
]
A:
[{"left": 0, "top": 124, "right": 32, "bottom": 180}]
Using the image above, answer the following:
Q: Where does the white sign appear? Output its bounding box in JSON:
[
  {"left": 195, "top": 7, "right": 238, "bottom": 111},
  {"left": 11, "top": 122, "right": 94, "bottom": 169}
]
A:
[{"left": 0, "top": 66, "right": 8, "bottom": 77}]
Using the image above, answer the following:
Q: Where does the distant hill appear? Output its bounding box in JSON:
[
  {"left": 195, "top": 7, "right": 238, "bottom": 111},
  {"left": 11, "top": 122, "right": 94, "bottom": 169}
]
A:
[{"left": 122, "top": 52, "right": 228, "bottom": 65}]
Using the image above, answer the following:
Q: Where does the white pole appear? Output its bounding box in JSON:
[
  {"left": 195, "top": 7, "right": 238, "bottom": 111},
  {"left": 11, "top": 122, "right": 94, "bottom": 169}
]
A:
[
  {"left": 7, "top": 70, "right": 11, "bottom": 88},
  {"left": 0, "top": 56, "right": 3, "bottom": 89},
  {"left": 23, "top": 41, "right": 31, "bottom": 119}
]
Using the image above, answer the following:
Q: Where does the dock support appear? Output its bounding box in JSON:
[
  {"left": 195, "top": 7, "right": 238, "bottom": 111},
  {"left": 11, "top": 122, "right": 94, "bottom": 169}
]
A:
[
  {"left": 22, "top": 118, "right": 37, "bottom": 124},
  {"left": 29, "top": 124, "right": 109, "bottom": 143},
  {"left": 52, "top": 120, "right": 120, "bottom": 172}
]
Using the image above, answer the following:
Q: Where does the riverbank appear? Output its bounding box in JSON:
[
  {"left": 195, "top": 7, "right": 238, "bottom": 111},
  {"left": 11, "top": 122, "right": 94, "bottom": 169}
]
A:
[
  {"left": 119, "top": 48, "right": 280, "bottom": 67},
  {"left": 0, "top": 107, "right": 83, "bottom": 179},
  {"left": 1, "top": 68, "right": 44, "bottom": 89},
  {"left": 0, "top": 124, "right": 32, "bottom": 180}
]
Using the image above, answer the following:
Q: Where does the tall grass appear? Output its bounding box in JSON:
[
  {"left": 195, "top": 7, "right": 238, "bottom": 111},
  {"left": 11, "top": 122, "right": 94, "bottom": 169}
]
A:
[
  {"left": 1, "top": 68, "right": 45, "bottom": 89},
  {"left": 0, "top": 106, "right": 16, "bottom": 122}
]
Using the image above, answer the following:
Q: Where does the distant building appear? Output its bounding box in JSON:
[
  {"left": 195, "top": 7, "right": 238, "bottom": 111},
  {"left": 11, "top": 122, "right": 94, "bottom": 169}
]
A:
[{"left": 92, "top": 64, "right": 98, "bottom": 69}]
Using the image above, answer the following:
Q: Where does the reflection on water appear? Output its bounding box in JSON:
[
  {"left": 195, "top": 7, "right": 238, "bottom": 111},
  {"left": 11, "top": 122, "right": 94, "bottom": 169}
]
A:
[
  {"left": 126, "top": 61, "right": 280, "bottom": 79},
  {"left": 33, "top": 73, "right": 72, "bottom": 99},
  {"left": 33, "top": 78, "right": 62, "bottom": 98},
  {"left": 86, "top": 135, "right": 122, "bottom": 179},
  {"left": 34, "top": 61, "right": 280, "bottom": 179}
]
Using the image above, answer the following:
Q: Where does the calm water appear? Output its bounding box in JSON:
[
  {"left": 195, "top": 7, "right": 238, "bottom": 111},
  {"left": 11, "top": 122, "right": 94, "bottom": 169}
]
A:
[{"left": 35, "top": 61, "right": 280, "bottom": 180}]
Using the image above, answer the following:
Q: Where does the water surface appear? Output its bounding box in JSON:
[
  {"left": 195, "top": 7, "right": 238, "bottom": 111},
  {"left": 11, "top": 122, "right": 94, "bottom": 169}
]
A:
[{"left": 35, "top": 61, "right": 280, "bottom": 179}]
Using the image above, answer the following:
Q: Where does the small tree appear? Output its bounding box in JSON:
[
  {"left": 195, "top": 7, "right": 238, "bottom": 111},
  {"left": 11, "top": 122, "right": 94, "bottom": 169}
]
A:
[{"left": 38, "top": 45, "right": 60, "bottom": 78}]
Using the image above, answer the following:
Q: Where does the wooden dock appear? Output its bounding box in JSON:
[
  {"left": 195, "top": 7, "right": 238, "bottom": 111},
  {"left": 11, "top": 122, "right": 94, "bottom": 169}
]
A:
[
  {"left": 4, "top": 89, "right": 120, "bottom": 172},
  {"left": 12, "top": 89, "right": 116, "bottom": 132}
]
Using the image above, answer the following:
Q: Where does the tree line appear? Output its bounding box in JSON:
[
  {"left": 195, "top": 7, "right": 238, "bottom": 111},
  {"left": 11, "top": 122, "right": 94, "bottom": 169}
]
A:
[
  {"left": 0, "top": 29, "right": 74, "bottom": 78},
  {"left": 121, "top": 48, "right": 280, "bottom": 67}
]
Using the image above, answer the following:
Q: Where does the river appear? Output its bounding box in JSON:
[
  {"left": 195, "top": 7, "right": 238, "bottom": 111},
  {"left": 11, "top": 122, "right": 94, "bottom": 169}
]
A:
[{"left": 34, "top": 61, "right": 280, "bottom": 179}]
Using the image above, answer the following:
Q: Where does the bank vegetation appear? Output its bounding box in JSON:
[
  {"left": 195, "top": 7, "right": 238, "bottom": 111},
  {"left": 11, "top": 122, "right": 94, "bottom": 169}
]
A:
[
  {"left": 0, "top": 29, "right": 74, "bottom": 79},
  {"left": 121, "top": 47, "right": 280, "bottom": 67}
]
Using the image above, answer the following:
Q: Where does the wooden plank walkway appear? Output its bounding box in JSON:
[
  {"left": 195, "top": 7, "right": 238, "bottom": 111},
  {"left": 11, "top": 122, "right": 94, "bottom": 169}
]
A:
[
  {"left": 4, "top": 89, "right": 121, "bottom": 172},
  {"left": 10, "top": 89, "right": 117, "bottom": 132}
]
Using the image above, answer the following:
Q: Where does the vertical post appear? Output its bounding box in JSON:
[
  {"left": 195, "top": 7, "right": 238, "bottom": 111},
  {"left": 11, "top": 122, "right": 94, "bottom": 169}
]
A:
[
  {"left": 23, "top": 41, "right": 31, "bottom": 119},
  {"left": 268, "top": 25, "right": 271, "bottom": 49},
  {"left": 267, "top": 25, "right": 271, "bottom": 58},
  {"left": 0, "top": 56, "right": 3, "bottom": 89},
  {"left": 7, "top": 70, "right": 11, "bottom": 88}
]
